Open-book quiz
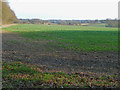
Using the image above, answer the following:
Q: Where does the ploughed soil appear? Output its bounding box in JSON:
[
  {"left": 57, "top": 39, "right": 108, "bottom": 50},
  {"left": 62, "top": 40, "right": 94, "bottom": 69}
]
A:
[{"left": 2, "top": 26, "right": 119, "bottom": 75}]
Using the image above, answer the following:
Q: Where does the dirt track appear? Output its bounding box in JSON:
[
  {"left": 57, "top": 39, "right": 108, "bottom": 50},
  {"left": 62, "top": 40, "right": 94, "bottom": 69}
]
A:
[
  {"left": 1, "top": 24, "right": 16, "bottom": 28},
  {"left": 2, "top": 25, "right": 119, "bottom": 75}
]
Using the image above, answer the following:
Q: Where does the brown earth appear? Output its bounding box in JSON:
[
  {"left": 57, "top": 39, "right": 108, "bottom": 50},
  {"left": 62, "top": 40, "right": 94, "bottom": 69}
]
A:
[
  {"left": 2, "top": 25, "right": 119, "bottom": 75},
  {"left": 1, "top": 24, "right": 16, "bottom": 28}
]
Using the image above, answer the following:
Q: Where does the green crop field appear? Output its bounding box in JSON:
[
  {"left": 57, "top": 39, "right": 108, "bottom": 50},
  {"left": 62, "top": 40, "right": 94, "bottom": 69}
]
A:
[
  {"left": 3, "top": 24, "right": 118, "bottom": 52},
  {"left": 2, "top": 61, "right": 119, "bottom": 88},
  {"left": 2, "top": 24, "right": 119, "bottom": 88}
]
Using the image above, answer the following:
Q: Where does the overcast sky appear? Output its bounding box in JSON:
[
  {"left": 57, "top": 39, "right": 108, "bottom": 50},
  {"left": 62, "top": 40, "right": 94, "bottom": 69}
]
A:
[{"left": 8, "top": 0, "right": 119, "bottom": 20}]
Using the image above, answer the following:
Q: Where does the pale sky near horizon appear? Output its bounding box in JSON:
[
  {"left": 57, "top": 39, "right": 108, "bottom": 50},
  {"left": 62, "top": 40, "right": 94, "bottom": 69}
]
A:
[{"left": 7, "top": 0, "right": 119, "bottom": 20}]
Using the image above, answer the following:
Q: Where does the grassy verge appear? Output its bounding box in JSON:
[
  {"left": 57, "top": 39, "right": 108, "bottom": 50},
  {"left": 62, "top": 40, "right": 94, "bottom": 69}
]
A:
[{"left": 2, "top": 62, "right": 119, "bottom": 88}]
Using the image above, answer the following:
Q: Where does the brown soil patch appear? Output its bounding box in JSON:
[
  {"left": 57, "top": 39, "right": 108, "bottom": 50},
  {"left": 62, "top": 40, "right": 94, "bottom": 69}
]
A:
[{"left": 1, "top": 24, "right": 17, "bottom": 28}]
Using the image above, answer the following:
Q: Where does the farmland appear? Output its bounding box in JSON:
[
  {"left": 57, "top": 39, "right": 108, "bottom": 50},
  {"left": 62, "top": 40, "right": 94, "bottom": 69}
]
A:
[
  {"left": 2, "top": 24, "right": 119, "bottom": 88},
  {"left": 3, "top": 24, "right": 118, "bottom": 52}
]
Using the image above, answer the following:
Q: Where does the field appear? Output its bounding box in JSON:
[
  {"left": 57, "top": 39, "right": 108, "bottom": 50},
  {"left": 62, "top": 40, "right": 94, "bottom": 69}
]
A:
[
  {"left": 2, "top": 24, "right": 119, "bottom": 88},
  {"left": 3, "top": 24, "right": 118, "bottom": 52}
]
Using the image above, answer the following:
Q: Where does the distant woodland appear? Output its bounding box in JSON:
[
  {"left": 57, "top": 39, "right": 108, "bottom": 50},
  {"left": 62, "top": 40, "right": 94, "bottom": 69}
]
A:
[
  {"left": 1, "top": 1, "right": 18, "bottom": 25},
  {"left": 16, "top": 19, "right": 118, "bottom": 27}
]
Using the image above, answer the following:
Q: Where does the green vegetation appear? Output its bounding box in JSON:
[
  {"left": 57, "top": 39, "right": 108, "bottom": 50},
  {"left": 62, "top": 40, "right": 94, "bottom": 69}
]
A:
[
  {"left": 3, "top": 24, "right": 118, "bottom": 52},
  {"left": 88, "top": 24, "right": 106, "bottom": 27},
  {"left": 2, "top": 61, "right": 119, "bottom": 88},
  {"left": 2, "top": 24, "right": 119, "bottom": 88}
]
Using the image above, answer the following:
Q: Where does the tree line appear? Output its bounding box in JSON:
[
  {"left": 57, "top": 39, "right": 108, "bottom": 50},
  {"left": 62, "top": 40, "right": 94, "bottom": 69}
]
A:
[{"left": 14, "top": 19, "right": 118, "bottom": 27}]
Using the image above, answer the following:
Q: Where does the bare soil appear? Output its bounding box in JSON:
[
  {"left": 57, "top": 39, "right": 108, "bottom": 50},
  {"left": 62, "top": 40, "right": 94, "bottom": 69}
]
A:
[
  {"left": 2, "top": 26, "right": 119, "bottom": 75},
  {"left": 1, "top": 24, "right": 16, "bottom": 28}
]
